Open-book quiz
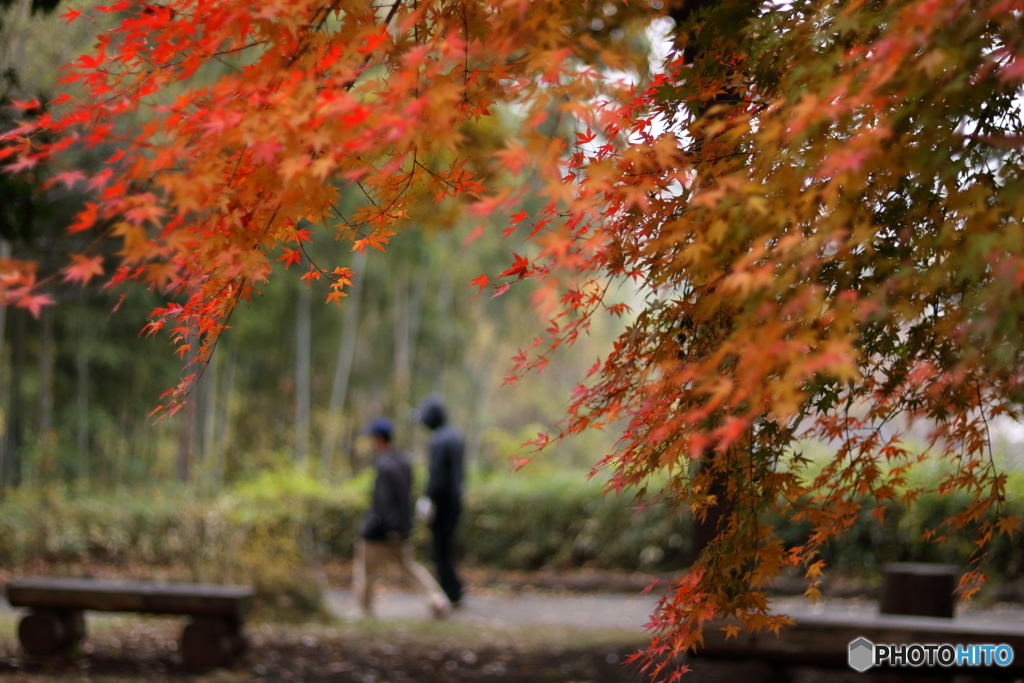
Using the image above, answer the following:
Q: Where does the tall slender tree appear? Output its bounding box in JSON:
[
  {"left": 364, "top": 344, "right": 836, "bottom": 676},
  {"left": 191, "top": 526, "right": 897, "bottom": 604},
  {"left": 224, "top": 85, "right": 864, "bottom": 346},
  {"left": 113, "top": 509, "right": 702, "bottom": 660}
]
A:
[
  {"left": 320, "top": 248, "right": 366, "bottom": 471},
  {"left": 295, "top": 280, "right": 312, "bottom": 465}
]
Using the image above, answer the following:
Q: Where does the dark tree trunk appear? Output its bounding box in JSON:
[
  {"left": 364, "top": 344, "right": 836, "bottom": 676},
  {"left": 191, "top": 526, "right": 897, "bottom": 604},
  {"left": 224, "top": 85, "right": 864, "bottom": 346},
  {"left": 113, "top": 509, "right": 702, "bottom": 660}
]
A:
[
  {"left": 295, "top": 283, "right": 311, "bottom": 465},
  {"left": 38, "top": 305, "right": 53, "bottom": 433},
  {"left": 5, "top": 308, "right": 25, "bottom": 488},
  {"left": 669, "top": 0, "right": 759, "bottom": 563},
  {"left": 320, "top": 249, "right": 366, "bottom": 473},
  {"left": 177, "top": 340, "right": 197, "bottom": 483},
  {"left": 76, "top": 322, "right": 89, "bottom": 481}
]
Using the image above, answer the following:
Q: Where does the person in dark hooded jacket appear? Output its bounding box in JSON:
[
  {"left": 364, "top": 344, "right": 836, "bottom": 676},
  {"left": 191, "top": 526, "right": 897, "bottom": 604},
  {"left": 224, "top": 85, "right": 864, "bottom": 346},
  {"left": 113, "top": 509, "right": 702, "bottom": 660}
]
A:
[{"left": 417, "top": 395, "right": 464, "bottom": 606}]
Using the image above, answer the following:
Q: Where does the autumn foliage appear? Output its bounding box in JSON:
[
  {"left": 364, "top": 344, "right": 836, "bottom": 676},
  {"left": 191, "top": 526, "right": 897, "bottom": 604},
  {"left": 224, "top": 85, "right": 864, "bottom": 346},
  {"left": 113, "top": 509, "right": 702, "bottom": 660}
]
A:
[{"left": 5, "top": 0, "right": 1024, "bottom": 677}]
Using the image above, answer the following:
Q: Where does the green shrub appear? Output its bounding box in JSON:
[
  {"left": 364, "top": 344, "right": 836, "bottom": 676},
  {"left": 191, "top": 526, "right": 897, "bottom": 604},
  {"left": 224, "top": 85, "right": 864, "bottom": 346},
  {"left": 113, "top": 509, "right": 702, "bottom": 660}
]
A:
[
  {"left": 0, "top": 466, "right": 1020, "bottom": 603},
  {"left": 460, "top": 470, "right": 689, "bottom": 571}
]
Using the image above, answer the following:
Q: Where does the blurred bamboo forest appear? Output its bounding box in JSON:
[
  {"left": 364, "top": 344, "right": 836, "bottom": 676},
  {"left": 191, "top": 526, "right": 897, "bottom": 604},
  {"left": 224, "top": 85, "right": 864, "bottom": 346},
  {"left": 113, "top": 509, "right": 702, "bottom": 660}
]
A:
[{"left": 0, "top": 0, "right": 624, "bottom": 491}]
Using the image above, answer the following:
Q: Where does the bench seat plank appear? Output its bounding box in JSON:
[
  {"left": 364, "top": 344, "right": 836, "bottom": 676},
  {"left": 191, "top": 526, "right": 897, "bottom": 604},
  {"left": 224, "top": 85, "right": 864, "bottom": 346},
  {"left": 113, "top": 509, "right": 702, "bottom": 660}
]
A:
[
  {"left": 701, "top": 609, "right": 1024, "bottom": 672},
  {"left": 6, "top": 578, "right": 255, "bottom": 619}
]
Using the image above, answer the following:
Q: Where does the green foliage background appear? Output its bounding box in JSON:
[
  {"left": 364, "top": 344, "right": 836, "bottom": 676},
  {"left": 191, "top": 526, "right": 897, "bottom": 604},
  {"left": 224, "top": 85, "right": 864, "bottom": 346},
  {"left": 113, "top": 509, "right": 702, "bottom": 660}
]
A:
[
  {"left": 0, "top": 470, "right": 690, "bottom": 575},
  {"left": 2, "top": 468, "right": 1022, "bottom": 589}
]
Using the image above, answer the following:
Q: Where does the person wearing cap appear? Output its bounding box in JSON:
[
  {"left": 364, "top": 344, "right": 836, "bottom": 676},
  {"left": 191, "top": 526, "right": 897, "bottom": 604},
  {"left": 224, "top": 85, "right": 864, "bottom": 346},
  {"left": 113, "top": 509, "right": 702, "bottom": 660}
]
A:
[
  {"left": 353, "top": 416, "right": 450, "bottom": 619},
  {"left": 416, "top": 395, "right": 465, "bottom": 607}
]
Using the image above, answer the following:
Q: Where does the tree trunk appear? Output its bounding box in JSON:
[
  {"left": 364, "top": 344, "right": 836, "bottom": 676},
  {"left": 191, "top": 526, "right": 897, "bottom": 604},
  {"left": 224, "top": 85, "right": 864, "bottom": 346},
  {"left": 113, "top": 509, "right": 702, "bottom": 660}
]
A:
[
  {"left": 176, "top": 403, "right": 196, "bottom": 484},
  {"left": 217, "top": 351, "right": 236, "bottom": 485},
  {"left": 2, "top": 0, "right": 31, "bottom": 79},
  {"left": 432, "top": 269, "right": 455, "bottom": 394},
  {"left": 392, "top": 263, "right": 411, "bottom": 413},
  {"left": 176, "top": 341, "right": 197, "bottom": 483},
  {"left": 5, "top": 308, "right": 25, "bottom": 488},
  {"left": 38, "top": 305, "right": 53, "bottom": 433},
  {"left": 392, "top": 260, "right": 428, "bottom": 415},
  {"left": 0, "top": 239, "right": 9, "bottom": 491},
  {"left": 320, "top": 249, "right": 366, "bottom": 473},
  {"left": 295, "top": 283, "right": 311, "bottom": 466},
  {"left": 688, "top": 468, "right": 731, "bottom": 565},
  {"left": 408, "top": 266, "right": 427, "bottom": 372},
  {"left": 668, "top": 0, "right": 758, "bottom": 565},
  {"left": 202, "top": 350, "right": 219, "bottom": 475},
  {"left": 466, "top": 363, "right": 496, "bottom": 472},
  {"left": 76, "top": 316, "right": 89, "bottom": 481}
]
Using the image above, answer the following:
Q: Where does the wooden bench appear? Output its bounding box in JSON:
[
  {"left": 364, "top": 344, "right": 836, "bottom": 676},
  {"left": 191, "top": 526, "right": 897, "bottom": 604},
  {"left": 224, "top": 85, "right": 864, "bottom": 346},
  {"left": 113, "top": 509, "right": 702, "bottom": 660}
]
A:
[
  {"left": 5, "top": 577, "right": 255, "bottom": 668},
  {"left": 701, "top": 607, "right": 1024, "bottom": 675},
  {"left": 879, "top": 562, "right": 958, "bottom": 618}
]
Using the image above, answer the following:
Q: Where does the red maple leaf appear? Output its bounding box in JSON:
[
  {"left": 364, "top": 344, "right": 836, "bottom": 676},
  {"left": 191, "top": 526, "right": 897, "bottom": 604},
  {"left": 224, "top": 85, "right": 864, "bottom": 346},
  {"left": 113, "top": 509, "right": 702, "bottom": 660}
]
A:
[
  {"left": 48, "top": 170, "right": 87, "bottom": 190},
  {"left": 2, "top": 156, "right": 39, "bottom": 174},
  {"left": 62, "top": 254, "right": 105, "bottom": 285},
  {"left": 470, "top": 274, "right": 490, "bottom": 292},
  {"left": 14, "top": 293, "right": 54, "bottom": 318},
  {"left": 277, "top": 247, "right": 302, "bottom": 268},
  {"left": 499, "top": 252, "right": 530, "bottom": 280}
]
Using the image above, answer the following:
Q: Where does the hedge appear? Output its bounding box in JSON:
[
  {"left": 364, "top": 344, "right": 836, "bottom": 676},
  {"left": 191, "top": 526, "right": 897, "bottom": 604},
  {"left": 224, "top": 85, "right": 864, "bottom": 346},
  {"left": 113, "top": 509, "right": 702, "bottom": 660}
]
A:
[{"left": 0, "top": 468, "right": 1020, "bottom": 587}]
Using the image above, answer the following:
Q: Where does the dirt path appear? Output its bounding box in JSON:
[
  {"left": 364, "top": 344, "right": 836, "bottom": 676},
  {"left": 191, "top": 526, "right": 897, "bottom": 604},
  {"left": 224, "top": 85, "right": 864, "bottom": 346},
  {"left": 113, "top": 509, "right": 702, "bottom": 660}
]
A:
[
  {"left": 325, "top": 589, "right": 659, "bottom": 630},
  {"left": 324, "top": 586, "right": 1024, "bottom": 630}
]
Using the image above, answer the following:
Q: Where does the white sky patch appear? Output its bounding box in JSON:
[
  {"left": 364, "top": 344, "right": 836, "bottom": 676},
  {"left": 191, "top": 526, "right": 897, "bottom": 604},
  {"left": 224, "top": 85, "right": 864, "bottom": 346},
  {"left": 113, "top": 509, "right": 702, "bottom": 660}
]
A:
[{"left": 647, "top": 16, "right": 676, "bottom": 76}]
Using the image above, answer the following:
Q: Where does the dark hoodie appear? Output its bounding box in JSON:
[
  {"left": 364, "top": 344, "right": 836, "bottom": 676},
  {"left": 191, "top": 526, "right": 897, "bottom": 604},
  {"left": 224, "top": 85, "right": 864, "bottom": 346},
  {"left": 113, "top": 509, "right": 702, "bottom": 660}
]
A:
[
  {"left": 361, "top": 446, "right": 413, "bottom": 540},
  {"left": 419, "top": 395, "right": 464, "bottom": 503}
]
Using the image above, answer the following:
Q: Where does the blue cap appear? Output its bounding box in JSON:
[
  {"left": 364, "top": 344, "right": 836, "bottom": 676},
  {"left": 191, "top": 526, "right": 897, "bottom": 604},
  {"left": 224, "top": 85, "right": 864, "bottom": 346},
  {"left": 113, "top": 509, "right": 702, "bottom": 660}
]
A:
[{"left": 365, "top": 417, "right": 393, "bottom": 442}]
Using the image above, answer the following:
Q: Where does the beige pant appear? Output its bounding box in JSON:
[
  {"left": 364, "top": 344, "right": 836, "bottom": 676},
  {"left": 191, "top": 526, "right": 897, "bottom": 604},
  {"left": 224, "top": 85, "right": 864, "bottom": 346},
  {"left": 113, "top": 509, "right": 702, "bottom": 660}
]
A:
[{"left": 353, "top": 537, "right": 449, "bottom": 616}]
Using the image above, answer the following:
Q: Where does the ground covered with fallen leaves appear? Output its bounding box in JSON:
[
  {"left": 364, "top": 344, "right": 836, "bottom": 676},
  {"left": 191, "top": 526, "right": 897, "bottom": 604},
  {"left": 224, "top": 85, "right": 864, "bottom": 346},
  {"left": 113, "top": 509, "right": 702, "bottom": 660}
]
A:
[
  {"left": 2, "top": 614, "right": 1022, "bottom": 683},
  {"left": 0, "top": 613, "right": 656, "bottom": 683}
]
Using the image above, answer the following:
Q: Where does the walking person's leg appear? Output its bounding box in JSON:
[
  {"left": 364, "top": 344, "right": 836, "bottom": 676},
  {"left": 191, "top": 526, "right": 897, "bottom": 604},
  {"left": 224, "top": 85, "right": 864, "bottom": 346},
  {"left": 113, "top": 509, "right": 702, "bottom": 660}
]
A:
[
  {"left": 353, "top": 537, "right": 370, "bottom": 616},
  {"left": 354, "top": 538, "right": 385, "bottom": 617},
  {"left": 431, "top": 500, "right": 463, "bottom": 605},
  {"left": 397, "top": 542, "right": 451, "bottom": 618}
]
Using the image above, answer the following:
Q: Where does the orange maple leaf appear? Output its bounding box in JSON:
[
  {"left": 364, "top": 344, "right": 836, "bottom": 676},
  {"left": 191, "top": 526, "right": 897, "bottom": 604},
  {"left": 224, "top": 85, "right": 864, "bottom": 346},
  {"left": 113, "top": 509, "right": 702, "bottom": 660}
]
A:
[
  {"left": 996, "top": 515, "right": 1021, "bottom": 537},
  {"left": 300, "top": 269, "right": 321, "bottom": 286}
]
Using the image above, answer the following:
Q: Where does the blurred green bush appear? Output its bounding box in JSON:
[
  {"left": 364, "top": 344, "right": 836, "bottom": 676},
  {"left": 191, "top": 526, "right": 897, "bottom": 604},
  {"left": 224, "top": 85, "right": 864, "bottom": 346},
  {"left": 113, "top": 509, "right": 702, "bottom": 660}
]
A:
[
  {"left": 458, "top": 469, "right": 691, "bottom": 571},
  {"left": 0, "top": 466, "right": 1020, "bottom": 606},
  {"left": 0, "top": 469, "right": 690, "bottom": 576}
]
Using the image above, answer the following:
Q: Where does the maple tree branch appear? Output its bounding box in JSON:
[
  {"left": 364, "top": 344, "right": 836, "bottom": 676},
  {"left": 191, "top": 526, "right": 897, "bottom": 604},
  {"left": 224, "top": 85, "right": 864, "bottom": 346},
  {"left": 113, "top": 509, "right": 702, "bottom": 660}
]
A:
[
  {"left": 155, "top": 41, "right": 268, "bottom": 74},
  {"left": 163, "top": 274, "right": 250, "bottom": 403},
  {"left": 295, "top": 239, "right": 346, "bottom": 285},
  {"left": 311, "top": 0, "right": 343, "bottom": 32},
  {"left": 975, "top": 381, "right": 999, "bottom": 485},
  {"left": 353, "top": 179, "right": 381, "bottom": 210}
]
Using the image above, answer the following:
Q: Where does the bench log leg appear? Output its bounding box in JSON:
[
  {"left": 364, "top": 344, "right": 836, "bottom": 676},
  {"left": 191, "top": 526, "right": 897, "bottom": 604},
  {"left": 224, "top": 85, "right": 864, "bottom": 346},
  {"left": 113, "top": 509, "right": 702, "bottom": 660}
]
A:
[
  {"left": 181, "top": 616, "right": 246, "bottom": 668},
  {"left": 18, "top": 609, "right": 85, "bottom": 656}
]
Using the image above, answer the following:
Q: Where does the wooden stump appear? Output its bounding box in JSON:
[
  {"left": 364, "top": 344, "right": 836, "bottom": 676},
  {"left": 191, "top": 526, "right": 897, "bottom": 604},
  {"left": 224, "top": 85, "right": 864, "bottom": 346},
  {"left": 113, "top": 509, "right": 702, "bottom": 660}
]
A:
[
  {"left": 879, "top": 562, "right": 958, "bottom": 618},
  {"left": 180, "top": 616, "right": 246, "bottom": 668},
  {"left": 18, "top": 609, "right": 85, "bottom": 656}
]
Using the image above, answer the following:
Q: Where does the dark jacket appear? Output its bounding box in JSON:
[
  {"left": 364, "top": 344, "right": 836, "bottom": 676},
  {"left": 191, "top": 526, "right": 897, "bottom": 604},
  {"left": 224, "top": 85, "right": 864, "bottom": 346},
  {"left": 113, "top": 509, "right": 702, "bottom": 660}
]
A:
[
  {"left": 361, "top": 447, "right": 413, "bottom": 541},
  {"left": 420, "top": 397, "right": 464, "bottom": 504}
]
